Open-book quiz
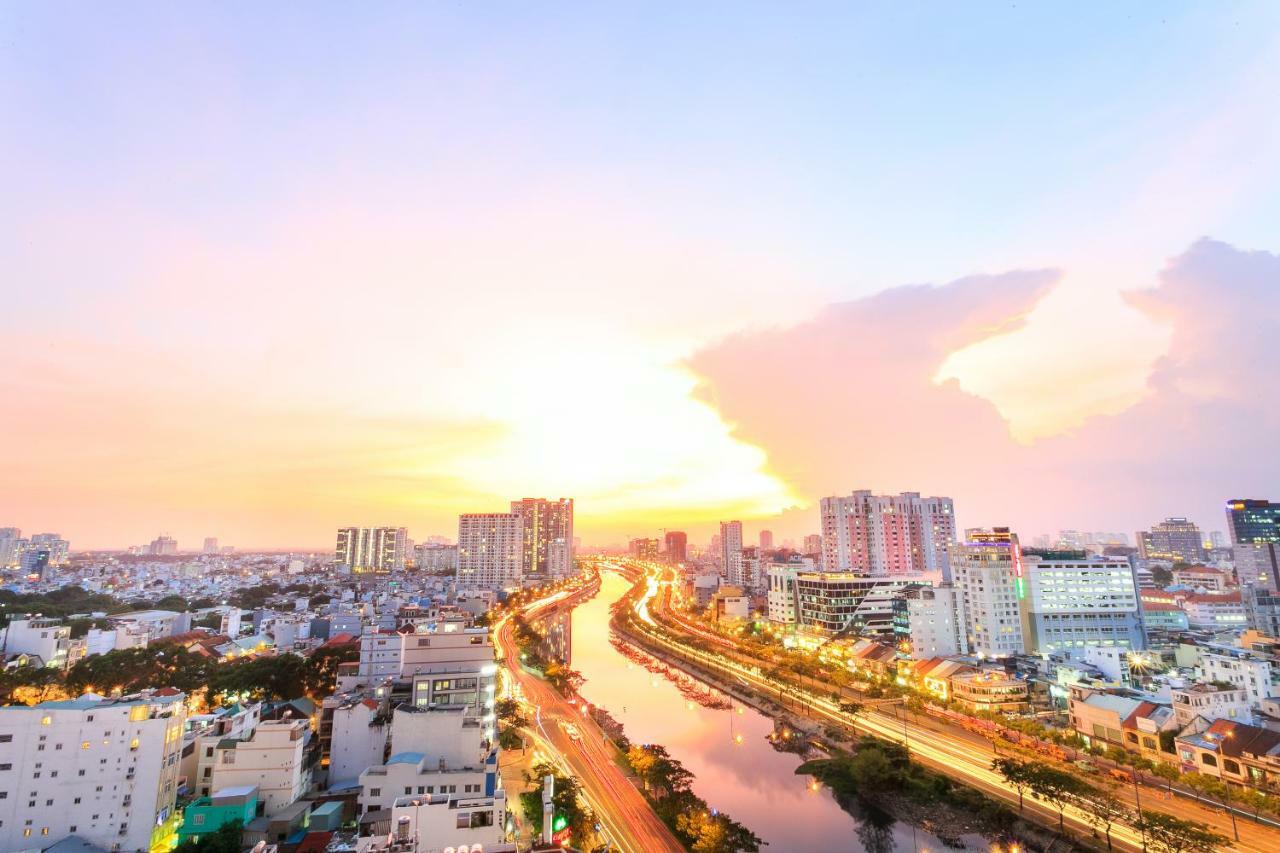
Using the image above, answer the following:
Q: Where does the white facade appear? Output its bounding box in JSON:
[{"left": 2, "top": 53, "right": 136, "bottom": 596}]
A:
[
  {"left": 336, "top": 527, "right": 409, "bottom": 573},
  {"left": 359, "top": 631, "right": 405, "bottom": 681},
  {"left": 327, "top": 698, "right": 389, "bottom": 788},
  {"left": 360, "top": 705, "right": 491, "bottom": 816},
  {"left": 767, "top": 564, "right": 799, "bottom": 625},
  {"left": 0, "top": 692, "right": 185, "bottom": 853},
  {"left": 210, "top": 718, "right": 309, "bottom": 817},
  {"left": 900, "top": 584, "right": 967, "bottom": 659},
  {"left": 457, "top": 514, "right": 524, "bottom": 590},
  {"left": 1200, "top": 650, "right": 1276, "bottom": 709},
  {"left": 1183, "top": 594, "right": 1248, "bottom": 630},
  {"left": 84, "top": 623, "right": 149, "bottom": 658},
  {"left": 182, "top": 703, "right": 263, "bottom": 799},
  {"left": 3, "top": 617, "right": 71, "bottom": 669},
  {"left": 720, "top": 521, "right": 744, "bottom": 584},
  {"left": 368, "top": 790, "right": 508, "bottom": 853},
  {"left": 1172, "top": 683, "right": 1252, "bottom": 727},
  {"left": 952, "top": 528, "right": 1026, "bottom": 659},
  {"left": 1023, "top": 557, "right": 1144, "bottom": 657}
]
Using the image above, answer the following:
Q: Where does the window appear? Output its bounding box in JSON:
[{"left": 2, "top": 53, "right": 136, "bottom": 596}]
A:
[
  {"left": 0, "top": 735, "right": 10, "bottom": 743},
  {"left": 192, "top": 815, "right": 205, "bottom": 826},
  {"left": 369, "top": 788, "right": 380, "bottom": 797},
  {"left": 40, "top": 717, "right": 51, "bottom": 726}
]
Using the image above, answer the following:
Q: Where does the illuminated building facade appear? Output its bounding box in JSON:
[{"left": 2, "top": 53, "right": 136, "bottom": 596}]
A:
[
  {"left": 1022, "top": 555, "right": 1144, "bottom": 657},
  {"left": 1137, "top": 517, "right": 1206, "bottom": 563},
  {"left": 820, "top": 490, "right": 956, "bottom": 577},
  {"left": 335, "top": 527, "right": 408, "bottom": 573},
  {"left": 1227, "top": 499, "right": 1280, "bottom": 590},
  {"left": 457, "top": 513, "right": 523, "bottom": 590},
  {"left": 952, "top": 527, "right": 1026, "bottom": 658},
  {"left": 510, "top": 498, "right": 574, "bottom": 579}
]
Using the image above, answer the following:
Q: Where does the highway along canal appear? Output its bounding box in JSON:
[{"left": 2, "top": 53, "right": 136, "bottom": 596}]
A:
[{"left": 566, "top": 571, "right": 992, "bottom": 851}]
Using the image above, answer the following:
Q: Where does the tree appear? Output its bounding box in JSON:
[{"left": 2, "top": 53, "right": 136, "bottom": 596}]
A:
[
  {"left": 300, "top": 644, "right": 359, "bottom": 698},
  {"left": 674, "top": 808, "right": 763, "bottom": 853},
  {"left": 207, "top": 655, "right": 306, "bottom": 704},
  {"left": 1137, "top": 810, "right": 1229, "bottom": 853},
  {"left": 1152, "top": 761, "right": 1181, "bottom": 795},
  {"left": 1025, "top": 761, "right": 1093, "bottom": 831},
  {"left": 626, "top": 744, "right": 694, "bottom": 796},
  {"left": 992, "top": 757, "right": 1035, "bottom": 811},
  {"left": 519, "top": 763, "right": 594, "bottom": 844},
  {"left": 174, "top": 820, "right": 243, "bottom": 853},
  {"left": 1072, "top": 784, "right": 1133, "bottom": 850}
]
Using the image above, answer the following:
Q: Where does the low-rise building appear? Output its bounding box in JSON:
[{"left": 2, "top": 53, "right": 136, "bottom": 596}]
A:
[
  {"left": 950, "top": 669, "right": 1030, "bottom": 713},
  {"left": 1172, "top": 682, "right": 1252, "bottom": 728},
  {"left": 2, "top": 617, "right": 71, "bottom": 669},
  {"left": 210, "top": 718, "right": 310, "bottom": 817},
  {"left": 177, "top": 785, "right": 259, "bottom": 846},
  {"left": 1182, "top": 592, "right": 1247, "bottom": 631}
]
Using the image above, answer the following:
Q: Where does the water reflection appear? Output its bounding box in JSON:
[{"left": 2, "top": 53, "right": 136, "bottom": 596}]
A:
[{"left": 566, "top": 572, "right": 980, "bottom": 851}]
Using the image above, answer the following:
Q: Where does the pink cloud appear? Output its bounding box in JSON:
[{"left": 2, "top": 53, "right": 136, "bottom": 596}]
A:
[{"left": 689, "top": 239, "right": 1280, "bottom": 537}]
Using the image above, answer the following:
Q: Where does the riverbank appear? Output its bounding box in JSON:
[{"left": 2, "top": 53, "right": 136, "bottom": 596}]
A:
[{"left": 608, "top": 576, "right": 1094, "bottom": 851}]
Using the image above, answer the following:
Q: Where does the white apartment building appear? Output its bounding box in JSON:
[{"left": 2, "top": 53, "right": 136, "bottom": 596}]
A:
[
  {"left": 326, "top": 696, "right": 389, "bottom": 788},
  {"left": 362, "top": 789, "right": 510, "bottom": 853},
  {"left": 952, "top": 528, "right": 1026, "bottom": 659},
  {"left": 85, "top": 623, "right": 150, "bottom": 658},
  {"left": 767, "top": 564, "right": 799, "bottom": 625},
  {"left": 3, "top": 617, "right": 71, "bottom": 669},
  {"left": 210, "top": 718, "right": 309, "bottom": 817},
  {"left": 1200, "top": 649, "right": 1277, "bottom": 709},
  {"left": 820, "top": 491, "right": 956, "bottom": 576},
  {"left": 1172, "top": 683, "right": 1253, "bottom": 727},
  {"left": 1183, "top": 593, "right": 1248, "bottom": 631},
  {"left": 359, "top": 630, "right": 406, "bottom": 682},
  {"left": 359, "top": 705, "right": 492, "bottom": 816},
  {"left": 182, "top": 703, "right": 263, "bottom": 799},
  {"left": 457, "top": 514, "right": 524, "bottom": 590},
  {"left": 0, "top": 691, "right": 186, "bottom": 853},
  {"left": 720, "top": 521, "right": 744, "bottom": 585},
  {"left": 1022, "top": 556, "right": 1144, "bottom": 657},
  {"left": 897, "top": 584, "right": 967, "bottom": 659}
]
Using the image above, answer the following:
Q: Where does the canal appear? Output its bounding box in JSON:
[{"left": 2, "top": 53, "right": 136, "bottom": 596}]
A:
[{"left": 568, "top": 571, "right": 984, "bottom": 852}]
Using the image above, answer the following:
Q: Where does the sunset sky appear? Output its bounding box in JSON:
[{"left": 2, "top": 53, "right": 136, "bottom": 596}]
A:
[{"left": 3, "top": 3, "right": 1280, "bottom": 549}]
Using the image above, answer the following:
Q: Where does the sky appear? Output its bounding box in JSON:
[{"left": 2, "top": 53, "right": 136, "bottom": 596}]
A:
[{"left": 2, "top": 3, "right": 1280, "bottom": 549}]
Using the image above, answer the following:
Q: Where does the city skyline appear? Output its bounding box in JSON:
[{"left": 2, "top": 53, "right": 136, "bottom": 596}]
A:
[{"left": 5, "top": 4, "right": 1280, "bottom": 548}]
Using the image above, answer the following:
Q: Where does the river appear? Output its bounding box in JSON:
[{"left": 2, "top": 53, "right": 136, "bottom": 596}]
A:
[{"left": 567, "top": 571, "right": 985, "bottom": 852}]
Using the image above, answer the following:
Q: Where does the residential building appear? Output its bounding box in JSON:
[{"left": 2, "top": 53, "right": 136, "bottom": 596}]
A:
[
  {"left": 628, "top": 538, "right": 659, "bottom": 561},
  {"left": 1022, "top": 555, "right": 1144, "bottom": 657},
  {"left": 1200, "top": 648, "right": 1277, "bottom": 709},
  {"left": 820, "top": 491, "right": 956, "bottom": 577},
  {"left": 1183, "top": 592, "right": 1247, "bottom": 631},
  {"left": 202, "top": 537, "right": 220, "bottom": 555},
  {"left": 1175, "top": 718, "right": 1280, "bottom": 784},
  {"left": 1172, "top": 682, "right": 1252, "bottom": 727},
  {"left": 322, "top": 693, "right": 390, "bottom": 788},
  {"left": 952, "top": 528, "right": 1026, "bottom": 659},
  {"left": 413, "top": 544, "right": 458, "bottom": 573},
  {"left": 182, "top": 703, "right": 263, "bottom": 800},
  {"left": 2, "top": 617, "right": 71, "bottom": 669},
  {"left": 509, "top": 498, "right": 574, "bottom": 579},
  {"left": 0, "top": 529, "right": 24, "bottom": 568},
  {"left": 19, "top": 548, "right": 51, "bottom": 579},
  {"left": 893, "top": 583, "right": 966, "bottom": 659},
  {"left": 759, "top": 530, "right": 774, "bottom": 550},
  {"left": 149, "top": 535, "right": 178, "bottom": 556},
  {"left": 336, "top": 527, "right": 409, "bottom": 574},
  {"left": 1138, "top": 517, "right": 1206, "bottom": 563},
  {"left": 210, "top": 718, "right": 310, "bottom": 817},
  {"left": 663, "top": 531, "right": 687, "bottom": 564},
  {"left": 456, "top": 513, "right": 523, "bottom": 590},
  {"left": 362, "top": 788, "right": 509, "bottom": 853},
  {"left": 0, "top": 691, "right": 186, "bottom": 852},
  {"left": 719, "top": 521, "right": 743, "bottom": 583},
  {"left": 767, "top": 563, "right": 799, "bottom": 626},
  {"left": 28, "top": 534, "right": 70, "bottom": 566},
  {"left": 802, "top": 534, "right": 823, "bottom": 556},
  {"left": 1173, "top": 565, "right": 1232, "bottom": 592}
]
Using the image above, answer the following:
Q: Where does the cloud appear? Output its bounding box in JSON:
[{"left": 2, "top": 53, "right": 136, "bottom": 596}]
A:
[{"left": 689, "top": 239, "right": 1280, "bottom": 538}]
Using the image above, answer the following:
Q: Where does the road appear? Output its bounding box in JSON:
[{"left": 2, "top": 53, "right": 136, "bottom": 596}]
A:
[
  {"left": 494, "top": 576, "right": 685, "bottom": 853},
  {"left": 610, "top": 558, "right": 1280, "bottom": 853}
]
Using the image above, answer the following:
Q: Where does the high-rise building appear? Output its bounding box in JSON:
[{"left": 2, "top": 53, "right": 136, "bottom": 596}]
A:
[
  {"left": 20, "top": 548, "right": 51, "bottom": 579},
  {"left": 510, "top": 498, "right": 574, "bottom": 579},
  {"left": 0, "top": 692, "right": 186, "bottom": 852},
  {"left": 629, "top": 538, "right": 659, "bottom": 560},
  {"left": 820, "top": 491, "right": 956, "bottom": 576},
  {"left": 952, "top": 527, "right": 1026, "bottom": 659},
  {"left": 0, "top": 529, "right": 27, "bottom": 569},
  {"left": 457, "top": 513, "right": 523, "bottom": 589},
  {"left": 335, "top": 527, "right": 408, "bottom": 573},
  {"left": 1227, "top": 499, "right": 1280, "bottom": 590},
  {"left": 719, "top": 521, "right": 743, "bottom": 582},
  {"left": 202, "top": 537, "right": 219, "bottom": 554},
  {"left": 664, "top": 530, "right": 688, "bottom": 564},
  {"left": 759, "top": 530, "right": 774, "bottom": 550},
  {"left": 29, "top": 533, "right": 69, "bottom": 566},
  {"left": 1137, "top": 517, "right": 1206, "bottom": 563},
  {"left": 803, "top": 534, "right": 823, "bottom": 556},
  {"left": 148, "top": 534, "right": 178, "bottom": 556},
  {"left": 1022, "top": 555, "right": 1144, "bottom": 657}
]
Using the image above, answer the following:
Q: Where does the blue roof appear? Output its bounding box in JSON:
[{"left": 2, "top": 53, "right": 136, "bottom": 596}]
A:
[{"left": 387, "top": 751, "right": 425, "bottom": 765}]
